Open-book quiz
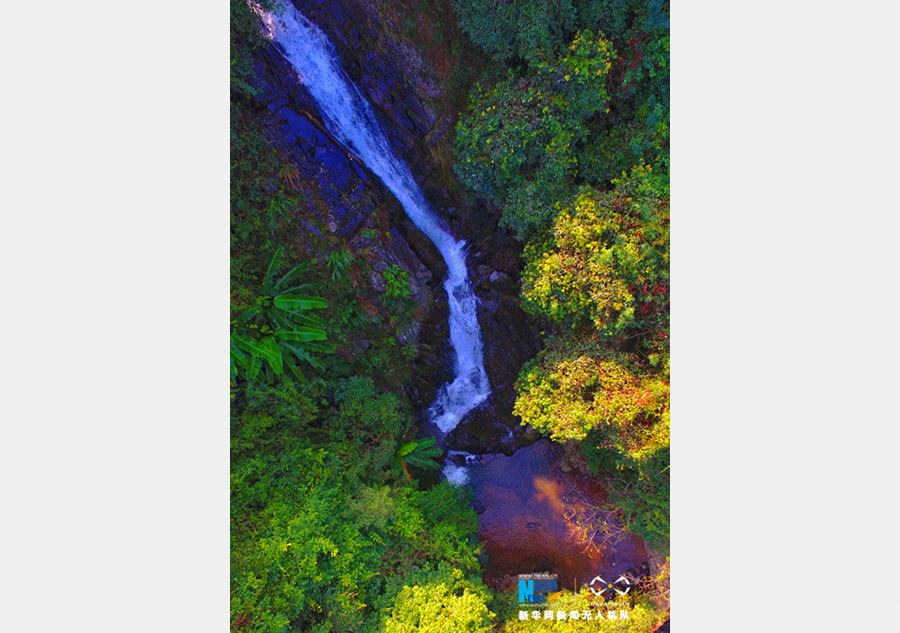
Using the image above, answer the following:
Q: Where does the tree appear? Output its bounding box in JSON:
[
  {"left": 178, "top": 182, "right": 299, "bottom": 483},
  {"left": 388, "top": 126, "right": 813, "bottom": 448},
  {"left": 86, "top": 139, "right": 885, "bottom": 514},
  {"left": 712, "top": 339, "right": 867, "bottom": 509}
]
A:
[
  {"left": 513, "top": 337, "right": 669, "bottom": 458},
  {"left": 230, "top": 446, "right": 382, "bottom": 633},
  {"left": 383, "top": 565, "right": 494, "bottom": 633},
  {"left": 579, "top": 100, "right": 669, "bottom": 186},
  {"left": 578, "top": 0, "right": 669, "bottom": 185},
  {"left": 326, "top": 376, "right": 413, "bottom": 473},
  {"left": 520, "top": 164, "right": 669, "bottom": 360},
  {"left": 452, "top": 0, "right": 577, "bottom": 65},
  {"left": 454, "top": 31, "right": 614, "bottom": 238}
]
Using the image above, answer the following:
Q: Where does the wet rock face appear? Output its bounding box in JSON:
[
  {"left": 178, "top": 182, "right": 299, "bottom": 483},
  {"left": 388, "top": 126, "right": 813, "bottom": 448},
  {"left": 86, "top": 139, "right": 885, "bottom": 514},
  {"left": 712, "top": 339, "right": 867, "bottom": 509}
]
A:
[
  {"left": 447, "top": 201, "right": 542, "bottom": 454},
  {"left": 445, "top": 403, "right": 541, "bottom": 456},
  {"left": 408, "top": 287, "right": 452, "bottom": 415},
  {"left": 423, "top": 196, "right": 540, "bottom": 452},
  {"left": 253, "top": 46, "right": 375, "bottom": 238}
]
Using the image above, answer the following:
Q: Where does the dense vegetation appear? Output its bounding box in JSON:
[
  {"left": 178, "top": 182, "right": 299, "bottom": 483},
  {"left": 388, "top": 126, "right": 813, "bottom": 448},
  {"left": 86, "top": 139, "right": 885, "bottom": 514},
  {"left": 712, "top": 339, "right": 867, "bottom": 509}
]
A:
[
  {"left": 230, "top": 376, "right": 492, "bottom": 632},
  {"left": 453, "top": 0, "right": 671, "bottom": 568},
  {"left": 232, "top": 0, "right": 669, "bottom": 630}
]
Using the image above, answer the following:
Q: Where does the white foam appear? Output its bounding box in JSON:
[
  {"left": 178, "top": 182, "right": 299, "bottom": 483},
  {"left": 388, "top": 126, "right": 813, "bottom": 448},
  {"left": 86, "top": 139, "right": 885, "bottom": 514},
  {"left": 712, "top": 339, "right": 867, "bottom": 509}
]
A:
[{"left": 442, "top": 463, "right": 470, "bottom": 486}]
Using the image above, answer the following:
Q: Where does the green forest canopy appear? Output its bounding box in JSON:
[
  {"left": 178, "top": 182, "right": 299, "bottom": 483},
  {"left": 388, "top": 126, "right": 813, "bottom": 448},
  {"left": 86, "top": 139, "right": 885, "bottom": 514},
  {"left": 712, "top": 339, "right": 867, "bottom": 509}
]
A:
[{"left": 230, "top": 0, "right": 669, "bottom": 630}]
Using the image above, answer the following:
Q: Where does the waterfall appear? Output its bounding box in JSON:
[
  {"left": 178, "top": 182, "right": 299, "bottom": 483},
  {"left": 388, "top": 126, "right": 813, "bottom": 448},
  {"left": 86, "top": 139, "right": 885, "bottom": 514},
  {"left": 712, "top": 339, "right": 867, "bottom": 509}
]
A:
[{"left": 255, "top": 2, "right": 490, "bottom": 433}]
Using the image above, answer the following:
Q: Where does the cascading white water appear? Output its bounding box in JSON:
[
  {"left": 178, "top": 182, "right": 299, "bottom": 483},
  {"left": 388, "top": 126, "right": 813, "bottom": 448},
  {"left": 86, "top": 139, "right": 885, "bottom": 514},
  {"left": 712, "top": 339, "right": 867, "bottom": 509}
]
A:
[
  {"left": 442, "top": 450, "right": 479, "bottom": 486},
  {"left": 256, "top": 3, "right": 490, "bottom": 433}
]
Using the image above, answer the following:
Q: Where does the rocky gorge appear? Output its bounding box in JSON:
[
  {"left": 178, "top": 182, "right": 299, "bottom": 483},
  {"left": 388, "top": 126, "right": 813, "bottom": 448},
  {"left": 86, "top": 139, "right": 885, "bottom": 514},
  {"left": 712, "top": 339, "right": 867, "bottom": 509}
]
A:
[{"left": 241, "top": 0, "right": 658, "bottom": 603}]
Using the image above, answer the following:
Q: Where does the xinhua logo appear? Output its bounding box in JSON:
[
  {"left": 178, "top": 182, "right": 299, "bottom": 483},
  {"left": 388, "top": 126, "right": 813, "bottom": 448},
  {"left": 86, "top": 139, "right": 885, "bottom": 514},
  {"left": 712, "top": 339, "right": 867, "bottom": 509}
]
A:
[
  {"left": 518, "top": 573, "right": 559, "bottom": 603},
  {"left": 588, "top": 575, "right": 631, "bottom": 597}
]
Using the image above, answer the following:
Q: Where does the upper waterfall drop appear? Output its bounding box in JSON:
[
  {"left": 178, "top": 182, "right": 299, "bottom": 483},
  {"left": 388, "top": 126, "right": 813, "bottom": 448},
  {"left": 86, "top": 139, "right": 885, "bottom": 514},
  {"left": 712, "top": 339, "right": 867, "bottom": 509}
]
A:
[{"left": 256, "top": 2, "right": 490, "bottom": 433}]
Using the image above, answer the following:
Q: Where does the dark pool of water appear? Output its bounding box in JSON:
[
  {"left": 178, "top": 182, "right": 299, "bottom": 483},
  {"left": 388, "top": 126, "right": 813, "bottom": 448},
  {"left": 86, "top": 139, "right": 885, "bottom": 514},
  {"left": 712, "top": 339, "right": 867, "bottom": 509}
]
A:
[{"left": 460, "top": 440, "right": 647, "bottom": 591}]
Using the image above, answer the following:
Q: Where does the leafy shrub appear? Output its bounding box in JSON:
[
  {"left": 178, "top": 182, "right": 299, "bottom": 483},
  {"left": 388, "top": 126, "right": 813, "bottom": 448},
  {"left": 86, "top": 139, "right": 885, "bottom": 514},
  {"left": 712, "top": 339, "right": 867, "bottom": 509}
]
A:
[
  {"left": 514, "top": 337, "right": 669, "bottom": 458},
  {"left": 327, "top": 247, "right": 355, "bottom": 280},
  {"left": 394, "top": 437, "right": 443, "bottom": 482},
  {"left": 231, "top": 380, "right": 322, "bottom": 459},
  {"left": 230, "top": 247, "right": 330, "bottom": 385},
  {"left": 383, "top": 565, "right": 495, "bottom": 633},
  {"left": 383, "top": 264, "right": 411, "bottom": 299},
  {"left": 230, "top": 0, "right": 270, "bottom": 95},
  {"left": 521, "top": 165, "right": 669, "bottom": 357}
]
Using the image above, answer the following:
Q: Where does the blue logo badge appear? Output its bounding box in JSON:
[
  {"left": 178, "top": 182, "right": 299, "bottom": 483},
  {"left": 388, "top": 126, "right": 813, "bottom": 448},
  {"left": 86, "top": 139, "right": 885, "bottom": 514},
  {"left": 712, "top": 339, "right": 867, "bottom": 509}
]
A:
[{"left": 518, "top": 573, "right": 558, "bottom": 603}]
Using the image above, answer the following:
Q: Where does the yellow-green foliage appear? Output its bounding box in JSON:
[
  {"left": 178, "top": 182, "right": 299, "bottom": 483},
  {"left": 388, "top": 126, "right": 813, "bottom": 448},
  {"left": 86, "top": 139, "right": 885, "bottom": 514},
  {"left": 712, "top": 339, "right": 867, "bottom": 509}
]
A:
[
  {"left": 383, "top": 566, "right": 495, "bottom": 633},
  {"left": 521, "top": 165, "right": 669, "bottom": 350},
  {"left": 552, "top": 31, "right": 615, "bottom": 117},
  {"left": 514, "top": 338, "right": 669, "bottom": 458},
  {"left": 231, "top": 377, "right": 489, "bottom": 633}
]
